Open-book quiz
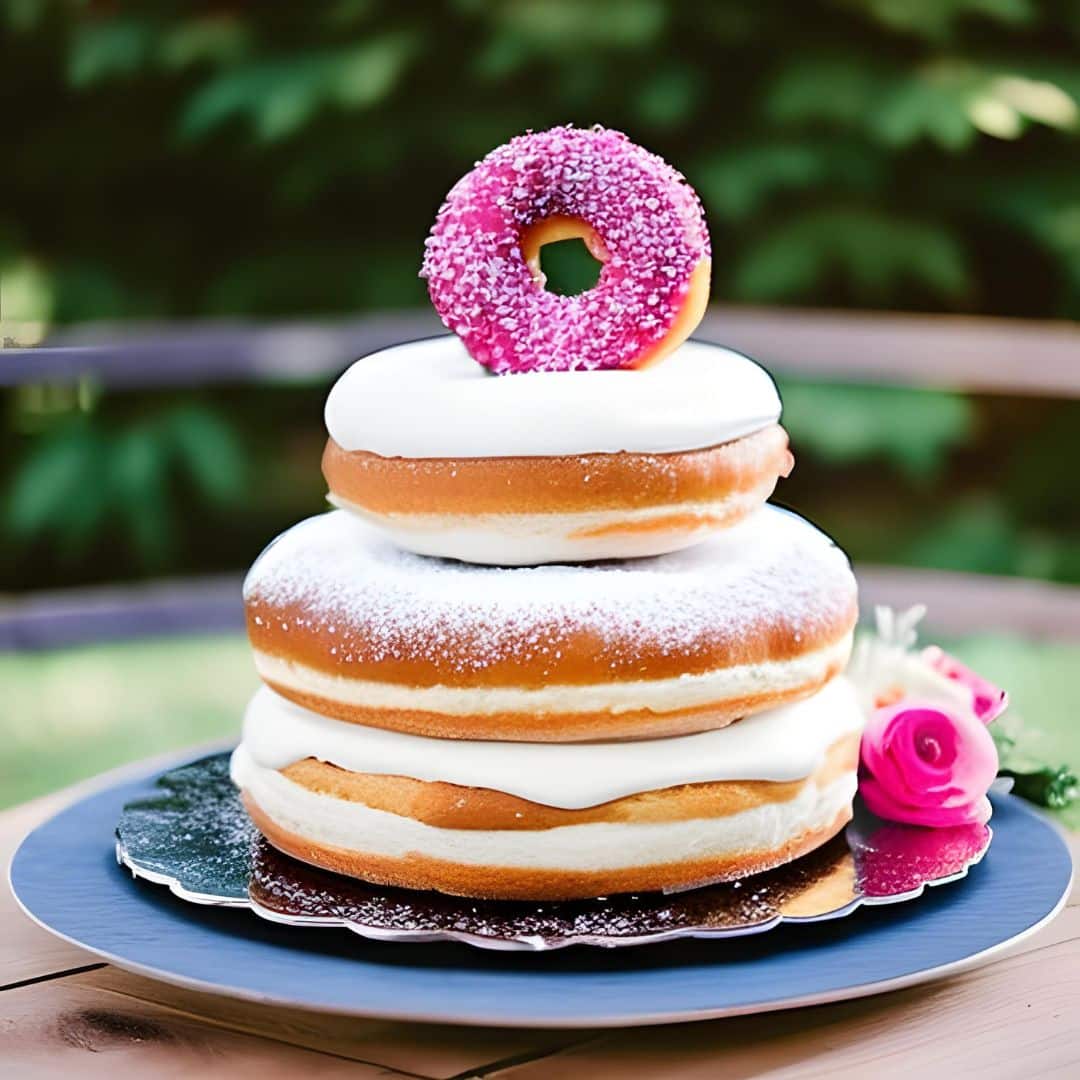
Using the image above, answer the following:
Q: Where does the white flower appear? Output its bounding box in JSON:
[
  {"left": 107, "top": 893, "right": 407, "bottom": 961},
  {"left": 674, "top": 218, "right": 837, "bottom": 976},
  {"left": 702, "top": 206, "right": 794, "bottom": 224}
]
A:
[{"left": 849, "top": 605, "right": 974, "bottom": 719}]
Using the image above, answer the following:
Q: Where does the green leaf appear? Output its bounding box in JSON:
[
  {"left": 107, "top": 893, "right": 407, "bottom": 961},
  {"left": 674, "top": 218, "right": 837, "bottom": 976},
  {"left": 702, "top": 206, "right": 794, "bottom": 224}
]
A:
[
  {"left": 254, "top": 87, "right": 320, "bottom": 142},
  {"left": 471, "top": 32, "right": 532, "bottom": 81},
  {"left": 109, "top": 421, "right": 174, "bottom": 566},
  {"left": 68, "top": 18, "right": 154, "bottom": 87},
  {"left": 3, "top": 0, "right": 48, "bottom": 33},
  {"left": 5, "top": 423, "right": 108, "bottom": 554},
  {"left": 905, "top": 499, "right": 1020, "bottom": 574},
  {"left": 164, "top": 406, "right": 246, "bottom": 505},
  {"left": 694, "top": 141, "right": 881, "bottom": 222},
  {"left": 999, "top": 765, "right": 1079, "bottom": 810},
  {"left": 50, "top": 263, "right": 138, "bottom": 323},
  {"left": 731, "top": 207, "right": 970, "bottom": 303},
  {"left": 845, "top": 0, "right": 1037, "bottom": 42},
  {"left": 765, "top": 57, "right": 894, "bottom": 129},
  {"left": 764, "top": 54, "right": 1072, "bottom": 150},
  {"left": 632, "top": 66, "right": 703, "bottom": 129},
  {"left": 696, "top": 144, "right": 829, "bottom": 222},
  {"left": 491, "top": 0, "right": 666, "bottom": 52},
  {"left": 875, "top": 65, "right": 982, "bottom": 149},
  {"left": 333, "top": 34, "right": 419, "bottom": 108},
  {"left": 179, "top": 54, "right": 328, "bottom": 141},
  {"left": 158, "top": 17, "right": 250, "bottom": 70},
  {"left": 777, "top": 380, "right": 974, "bottom": 479},
  {"left": 179, "top": 35, "right": 417, "bottom": 142},
  {"left": 5, "top": 404, "right": 248, "bottom": 570}
]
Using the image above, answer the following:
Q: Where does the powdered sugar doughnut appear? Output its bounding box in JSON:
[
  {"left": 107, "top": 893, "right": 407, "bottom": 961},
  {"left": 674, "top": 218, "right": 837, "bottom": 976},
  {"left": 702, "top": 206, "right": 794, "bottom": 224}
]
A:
[
  {"left": 421, "top": 125, "right": 711, "bottom": 373},
  {"left": 243, "top": 505, "right": 858, "bottom": 742}
]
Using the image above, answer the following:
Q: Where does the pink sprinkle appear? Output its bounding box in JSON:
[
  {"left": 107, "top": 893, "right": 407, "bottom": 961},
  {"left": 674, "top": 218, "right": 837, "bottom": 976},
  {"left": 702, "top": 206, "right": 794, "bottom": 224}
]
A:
[{"left": 420, "top": 125, "right": 710, "bottom": 373}]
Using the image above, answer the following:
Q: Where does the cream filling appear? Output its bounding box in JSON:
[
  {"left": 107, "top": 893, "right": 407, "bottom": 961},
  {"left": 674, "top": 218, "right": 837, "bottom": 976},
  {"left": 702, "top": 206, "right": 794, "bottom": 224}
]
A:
[
  {"left": 232, "top": 745, "right": 856, "bottom": 872},
  {"left": 240, "top": 675, "right": 864, "bottom": 808},
  {"left": 324, "top": 337, "right": 781, "bottom": 458},
  {"left": 253, "top": 633, "right": 853, "bottom": 721},
  {"left": 326, "top": 491, "right": 766, "bottom": 565}
]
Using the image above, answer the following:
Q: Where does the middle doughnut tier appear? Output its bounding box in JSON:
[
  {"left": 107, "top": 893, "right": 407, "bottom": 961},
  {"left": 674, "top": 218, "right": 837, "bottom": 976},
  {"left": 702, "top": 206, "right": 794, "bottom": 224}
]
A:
[{"left": 244, "top": 504, "right": 858, "bottom": 742}]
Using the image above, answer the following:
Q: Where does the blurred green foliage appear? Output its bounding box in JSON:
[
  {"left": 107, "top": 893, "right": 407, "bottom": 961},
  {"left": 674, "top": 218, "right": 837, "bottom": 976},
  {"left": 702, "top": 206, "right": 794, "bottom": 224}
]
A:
[
  {"left": 778, "top": 381, "right": 975, "bottom": 480},
  {"left": 5, "top": 0, "right": 1080, "bottom": 322},
  {"left": 3, "top": 1, "right": 1080, "bottom": 588},
  {"left": 2, "top": 383, "right": 330, "bottom": 589},
  {"left": 8, "top": 403, "right": 245, "bottom": 568}
]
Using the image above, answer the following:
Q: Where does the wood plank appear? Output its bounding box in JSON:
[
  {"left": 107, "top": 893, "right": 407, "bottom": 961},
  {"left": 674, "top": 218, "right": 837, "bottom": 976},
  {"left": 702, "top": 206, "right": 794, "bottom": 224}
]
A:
[
  {"left": 0, "top": 572, "right": 243, "bottom": 649},
  {"left": 2, "top": 979, "right": 414, "bottom": 1078},
  {"left": 9, "top": 561, "right": 1080, "bottom": 652},
  {"left": 1, "top": 792, "right": 101, "bottom": 988},
  {"left": 6, "top": 307, "right": 1080, "bottom": 397},
  {"left": 0, "top": 311, "right": 446, "bottom": 389},
  {"left": 501, "top": 932, "right": 1080, "bottom": 1078},
  {"left": 500, "top": 852, "right": 1080, "bottom": 1080},
  {"left": 69, "top": 966, "right": 584, "bottom": 1079},
  {"left": 858, "top": 565, "right": 1080, "bottom": 641},
  {"left": 699, "top": 307, "right": 1080, "bottom": 399}
]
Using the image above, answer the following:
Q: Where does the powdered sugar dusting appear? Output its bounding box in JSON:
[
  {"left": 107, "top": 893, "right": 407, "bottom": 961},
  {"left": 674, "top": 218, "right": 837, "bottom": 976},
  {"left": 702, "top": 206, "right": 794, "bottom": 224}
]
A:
[
  {"left": 244, "top": 508, "right": 856, "bottom": 680},
  {"left": 420, "top": 124, "right": 710, "bottom": 373}
]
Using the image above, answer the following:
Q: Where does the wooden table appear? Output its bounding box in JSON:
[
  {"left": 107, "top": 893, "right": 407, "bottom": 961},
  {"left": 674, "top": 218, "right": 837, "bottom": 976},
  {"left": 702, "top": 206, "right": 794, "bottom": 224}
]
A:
[{"left": 4, "top": 760, "right": 1078, "bottom": 1079}]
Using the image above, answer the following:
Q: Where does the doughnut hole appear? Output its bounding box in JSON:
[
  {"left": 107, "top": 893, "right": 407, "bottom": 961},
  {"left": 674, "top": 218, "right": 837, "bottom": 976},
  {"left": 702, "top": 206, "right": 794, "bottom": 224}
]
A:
[
  {"left": 520, "top": 215, "right": 609, "bottom": 289},
  {"left": 519, "top": 215, "right": 711, "bottom": 370}
]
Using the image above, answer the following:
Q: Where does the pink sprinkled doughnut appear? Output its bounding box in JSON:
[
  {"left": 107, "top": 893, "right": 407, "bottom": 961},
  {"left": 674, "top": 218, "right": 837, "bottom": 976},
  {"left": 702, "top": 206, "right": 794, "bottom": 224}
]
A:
[{"left": 420, "top": 125, "right": 712, "bottom": 374}]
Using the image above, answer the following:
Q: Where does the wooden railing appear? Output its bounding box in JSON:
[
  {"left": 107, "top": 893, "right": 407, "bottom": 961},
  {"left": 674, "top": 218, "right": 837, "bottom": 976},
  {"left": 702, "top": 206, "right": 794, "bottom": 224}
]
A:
[
  {"left": 3, "top": 306, "right": 1080, "bottom": 646},
  {"left": 4, "top": 306, "right": 1079, "bottom": 394},
  {"left": 4, "top": 566, "right": 1080, "bottom": 651}
]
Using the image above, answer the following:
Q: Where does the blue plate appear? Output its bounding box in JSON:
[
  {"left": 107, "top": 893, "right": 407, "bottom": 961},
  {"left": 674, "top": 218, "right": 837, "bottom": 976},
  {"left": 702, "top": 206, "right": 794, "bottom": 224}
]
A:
[{"left": 9, "top": 752, "right": 1073, "bottom": 1028}]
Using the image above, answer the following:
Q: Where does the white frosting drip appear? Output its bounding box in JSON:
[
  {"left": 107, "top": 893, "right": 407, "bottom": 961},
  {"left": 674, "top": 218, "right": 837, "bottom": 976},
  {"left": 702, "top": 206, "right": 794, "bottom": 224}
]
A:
[
  {"left": 239, "top": 676, "right": 864, "bottom": 809},
  {"left": 324, "top": 336, "right": 781, "bottom": 458},
  {"left": 231, "top": 748, "right": 856, "bottom": 872}
]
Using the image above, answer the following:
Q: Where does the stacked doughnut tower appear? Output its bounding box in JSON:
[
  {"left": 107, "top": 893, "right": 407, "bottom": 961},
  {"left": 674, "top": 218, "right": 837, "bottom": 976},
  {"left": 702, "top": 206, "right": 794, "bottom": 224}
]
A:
[{"left": 231, "top": 126, "right": 861, "bottom": 901}]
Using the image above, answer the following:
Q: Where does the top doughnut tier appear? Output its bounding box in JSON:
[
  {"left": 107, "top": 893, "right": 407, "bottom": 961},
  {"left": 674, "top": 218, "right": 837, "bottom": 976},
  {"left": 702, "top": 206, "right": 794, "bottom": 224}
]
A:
[{"left": 323, "top": 336, "right": 792, "bottom": 565}]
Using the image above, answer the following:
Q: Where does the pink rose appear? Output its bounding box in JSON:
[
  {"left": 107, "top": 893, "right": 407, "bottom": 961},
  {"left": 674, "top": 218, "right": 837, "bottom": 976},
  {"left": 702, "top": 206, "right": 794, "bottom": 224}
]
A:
[
  {"left": 922, "top": 646, "right": 1008, "bottom": 724},
  {"left": 860, "top": 700, "right": 999, "bottom": 827}
]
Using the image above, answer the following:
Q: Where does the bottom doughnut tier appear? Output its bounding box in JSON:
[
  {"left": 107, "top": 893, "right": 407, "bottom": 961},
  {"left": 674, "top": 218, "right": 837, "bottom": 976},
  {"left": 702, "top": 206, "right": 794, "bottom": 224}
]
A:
[{"left": 231, "top": 676, "right": 864, "bottom": 900}]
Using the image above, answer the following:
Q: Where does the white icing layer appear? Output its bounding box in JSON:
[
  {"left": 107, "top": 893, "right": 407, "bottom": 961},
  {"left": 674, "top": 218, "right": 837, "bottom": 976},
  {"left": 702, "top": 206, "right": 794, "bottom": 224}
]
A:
[
  {"left": 327, "top": 489, "right": 771, "bottom": 565},
  {"left": 232, "top": 746, "right": 856, "bottom": 871},
  {"left": 244, "top": 506, "right": 857, "bottom": 680},
  {"left": 239, "top": 676, "right": 864, "bottom": 809},
  {"left": 324, "top": 336, "right": 781, "bottom": 458},
  {"left": 252, "top": 635, "right": 852, "bottom": 718}
]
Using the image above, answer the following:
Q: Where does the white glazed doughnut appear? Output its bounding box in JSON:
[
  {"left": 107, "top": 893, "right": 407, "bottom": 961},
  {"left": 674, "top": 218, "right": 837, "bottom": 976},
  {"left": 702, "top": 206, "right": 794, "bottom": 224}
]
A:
[
  {"left": 322, "top": 336, "right": 793, "bottom": 564},
  {"left": 231, "top": 677, "right": 864, "bottom": 900}
]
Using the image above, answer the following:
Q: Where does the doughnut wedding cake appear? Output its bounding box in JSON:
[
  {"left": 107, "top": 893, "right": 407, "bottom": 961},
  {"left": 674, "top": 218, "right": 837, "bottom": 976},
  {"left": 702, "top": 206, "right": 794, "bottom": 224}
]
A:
[{"left": 231, "top": 126, "right": 1002, "bottom": 901}]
